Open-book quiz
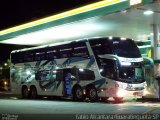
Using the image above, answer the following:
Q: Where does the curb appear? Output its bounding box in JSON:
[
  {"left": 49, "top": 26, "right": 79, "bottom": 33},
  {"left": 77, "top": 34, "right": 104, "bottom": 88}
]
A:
[{"left": 137, "top": 98, "right": 160, "bottom": 102}]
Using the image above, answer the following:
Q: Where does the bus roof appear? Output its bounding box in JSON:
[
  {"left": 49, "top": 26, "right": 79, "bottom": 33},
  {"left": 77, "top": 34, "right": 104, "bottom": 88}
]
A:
[
  {"left": 11, "top": 36, "right": 133, "bottom": 53},
  {"left": 11, "top": 38, "right": 89, "bottom": 53}
]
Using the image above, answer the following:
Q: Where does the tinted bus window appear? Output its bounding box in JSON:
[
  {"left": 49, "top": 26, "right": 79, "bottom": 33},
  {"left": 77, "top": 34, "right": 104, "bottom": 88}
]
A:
[
  {"left": 34, "top": 48, "right": 47, "bottom": 61},
  {"left": 46, "top": 49, "right": 58, "bottom": 60},
  {"left": 35, "top": 52, "right": 46, "bottom": 61},
  {"left": 78, "top": 69, "right": 95, "bottom": 80},
  {"left": 11, "top": 53, "right": 16, "bottom": 63},
  {"left": 58, "top": 44, "right": 72, "bottom": 58},
  {"left": 23, "top": 51, "right": 34, "bottom": 62},
  {"left": 89, "top": 38, "right": 112, "bottom": 55},
  {"left": 72, "top": 42, "right": 89, "bottom": 58},
  {"left": 11, "top": 52, "right": 23, "bottom": 63},
  {"left": 112, "top": 38, "right": 141, "bottom": 58}
]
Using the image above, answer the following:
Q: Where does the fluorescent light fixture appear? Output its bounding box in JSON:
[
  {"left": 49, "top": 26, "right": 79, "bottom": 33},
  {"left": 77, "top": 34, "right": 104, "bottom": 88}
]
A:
[
  {"left": 130, "top": 0, "right": 142, "bottom": 6},
  {"left": 120, "top": 37, "right": 126, "bottom": 40},
  {"left": 109, "top": 36, "right": 113, "bottom": 40},
  {"left": 150, "top": 33, "right": 160, "bottom": 36},
  {"left": 0, "top": 20, "right": 106, "bottom": 45},
  {"left": 143, "top": 10, "right": 154, "bottom": 15},
  {"left": 150, "top": 33, "right": 153, "bottom": 36}
]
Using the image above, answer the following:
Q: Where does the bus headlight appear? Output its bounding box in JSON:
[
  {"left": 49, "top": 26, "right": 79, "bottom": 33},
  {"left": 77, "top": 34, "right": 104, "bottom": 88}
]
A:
[
  {"left": 143, "top": 89, "right": 150, "bottom": 96},
  {"left": 4, "top": 81, "right": 8, "bottom": 85},
  {"left": 117, "top": 89, "right": 126, "bottom": 97}
]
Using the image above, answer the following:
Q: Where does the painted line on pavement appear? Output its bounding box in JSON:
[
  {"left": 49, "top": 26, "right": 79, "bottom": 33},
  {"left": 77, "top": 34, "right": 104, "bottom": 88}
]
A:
[{"left": 143, "top": 107, "right": 160, "bottom": 114}]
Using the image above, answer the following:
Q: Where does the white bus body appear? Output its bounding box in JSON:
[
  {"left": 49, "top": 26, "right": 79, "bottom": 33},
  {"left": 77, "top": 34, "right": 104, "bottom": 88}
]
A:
[{"left": 10, "top": 37, "right": 146, "bottom": 101}]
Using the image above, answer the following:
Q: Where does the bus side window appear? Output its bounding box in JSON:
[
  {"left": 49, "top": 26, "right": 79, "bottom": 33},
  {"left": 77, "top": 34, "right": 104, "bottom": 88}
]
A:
[
  {"left": 90, "top": 38, "right": 112, "bottom": 55},
  {"left": 35, "top": 52, "right": 46, "bottom": 61},
  {"left": 18, "top": 53, "right": 23, "bottom": 63},
  {"left": 46, "top": 49, "right": 57, "bottom": 60},
  {"left": 11, "top": 52, "right": 23, "bottom": 63},
  {"left": 58, "top": 44, "right": 72, "bottom": 58},
  {"left": 91, "top": 44, "right": 102, "bottom": 55},
  {"left": 103, "top": 39, "right": 112, "bottom": 54},
  {"left": 72, "top": 42, "right": 89, "bottom": 58},
  {"left": 24, "top": 52, "right": 34, "bottom": 62}
]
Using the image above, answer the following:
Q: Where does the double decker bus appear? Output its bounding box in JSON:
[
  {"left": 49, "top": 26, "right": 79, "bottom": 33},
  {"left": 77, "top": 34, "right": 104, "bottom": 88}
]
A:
[{"left": 10, "top": 37, "right": 145, "bottom": 102}]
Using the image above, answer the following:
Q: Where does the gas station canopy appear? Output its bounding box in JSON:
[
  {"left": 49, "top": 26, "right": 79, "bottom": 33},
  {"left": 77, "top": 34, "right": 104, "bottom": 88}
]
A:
[{"left": 0, "top": 0, "right": 158, "bottom": 46}]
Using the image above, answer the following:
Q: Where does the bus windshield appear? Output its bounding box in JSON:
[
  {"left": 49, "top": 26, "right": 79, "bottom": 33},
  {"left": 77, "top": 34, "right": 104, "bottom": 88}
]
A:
[
  {"left": 112, "top": 39, "right": 141, "bottom": 58},
  {"left": 98, "top": 57, "right": 145, "bottom": 83},
  {"left": 118, "top": 66, "right": 145, "bottom": 83}
]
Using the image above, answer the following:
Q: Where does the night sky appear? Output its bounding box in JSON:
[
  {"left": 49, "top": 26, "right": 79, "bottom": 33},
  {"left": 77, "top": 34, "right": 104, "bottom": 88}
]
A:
[
  {"left": 0, "top": 0, "right": 99, "bottom": 64},
  {"left": 0, "top": 0, "right": 99, "bottom": 30}
]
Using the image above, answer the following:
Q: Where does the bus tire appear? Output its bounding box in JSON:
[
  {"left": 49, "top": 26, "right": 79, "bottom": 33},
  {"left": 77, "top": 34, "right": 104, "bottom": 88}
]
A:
[
  {"left": 22, "top": 86, "right": 29, "bottom": 99},
  {"left": 113, "top": 97, "right": 123, "bottom": 102},
  {"left": 72, "top": 85, "right": 84, "bottom": 101},
  {"left": 30, "top": 86, "right": 38, "bottom": 99},
  {"left": 87, "top": 86, "right": 98, "bottom": 102}
]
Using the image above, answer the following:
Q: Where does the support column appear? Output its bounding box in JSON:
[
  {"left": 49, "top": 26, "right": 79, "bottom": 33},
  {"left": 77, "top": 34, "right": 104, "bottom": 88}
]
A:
[
  {"left": 151, "top": 24, "right": 160, "bottom": 98},
  {"left": 152, "top": 24, "right": 159, "bottom": 60}
]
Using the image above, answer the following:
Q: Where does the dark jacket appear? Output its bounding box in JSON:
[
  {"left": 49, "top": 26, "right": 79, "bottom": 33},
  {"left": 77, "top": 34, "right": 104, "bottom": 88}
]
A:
[{"left": 156, "top": 76, "right": 160, "bottom": 87}]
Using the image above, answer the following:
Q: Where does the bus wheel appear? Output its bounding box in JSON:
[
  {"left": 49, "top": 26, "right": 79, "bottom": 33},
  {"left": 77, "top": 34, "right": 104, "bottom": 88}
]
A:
[
  {"left": 87, "top": 86, "right": 98, "bottom": 102},
  {"left": 113, "top": 97, "right": 123, "bottom": 102},
  {"left": 73, "top": 86, "right": 84, "bottom": 101},
  {"left": 22, "top": 86, "right": 29, "bottom": 99},
  {"left": 30, "top": 87, "right": 37, "bottom": 99}
]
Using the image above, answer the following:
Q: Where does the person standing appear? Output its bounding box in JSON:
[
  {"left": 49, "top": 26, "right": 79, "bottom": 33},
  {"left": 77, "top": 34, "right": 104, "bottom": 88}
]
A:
[{"left": 64, "top": 72, "right": 72, "bottom": 96}]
